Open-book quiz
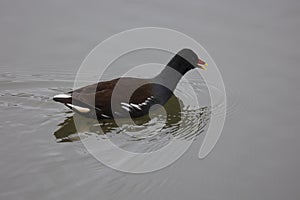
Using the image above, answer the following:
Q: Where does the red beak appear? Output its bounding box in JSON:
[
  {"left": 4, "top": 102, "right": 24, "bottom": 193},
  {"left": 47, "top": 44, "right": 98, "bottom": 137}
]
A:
[
  {"left": 198, "top": 59, "right": 206, "bottom": 65},
  {"left": 197, "top": 58, "right": 208, "bottom": 70}
]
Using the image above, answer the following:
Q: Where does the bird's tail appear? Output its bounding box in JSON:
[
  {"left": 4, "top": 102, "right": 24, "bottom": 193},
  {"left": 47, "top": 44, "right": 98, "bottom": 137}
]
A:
[
  {"left": 53, "top": 93, "right": 92, "bottom": 113},
  {"left": 53, "top": 94, "right": 72, "bottom": 104}
]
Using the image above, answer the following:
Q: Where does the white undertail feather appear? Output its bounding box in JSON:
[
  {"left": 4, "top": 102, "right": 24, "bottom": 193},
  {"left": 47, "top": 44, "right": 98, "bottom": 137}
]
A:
[
  {"left": 53, "top": 94, "right": 71, "bottom": 99},
  {"left": 66, "top": 103, "right": 90, "bottom": 113}
]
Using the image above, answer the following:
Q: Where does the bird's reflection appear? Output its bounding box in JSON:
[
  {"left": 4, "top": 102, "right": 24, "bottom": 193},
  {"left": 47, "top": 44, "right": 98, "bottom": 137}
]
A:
[{"left": 54, "top": 95, "right": 210, "bottom": 143}]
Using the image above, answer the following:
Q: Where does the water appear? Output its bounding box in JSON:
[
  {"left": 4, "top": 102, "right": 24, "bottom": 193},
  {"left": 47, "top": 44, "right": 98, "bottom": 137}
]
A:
[{"left": 0, "top": 0, "right": 300, "bottom": 200}]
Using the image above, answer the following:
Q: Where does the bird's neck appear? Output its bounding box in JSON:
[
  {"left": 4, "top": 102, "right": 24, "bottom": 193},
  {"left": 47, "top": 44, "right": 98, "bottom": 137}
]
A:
[{"left": 154, "top": 62, "right": 189, "bottom": 91}]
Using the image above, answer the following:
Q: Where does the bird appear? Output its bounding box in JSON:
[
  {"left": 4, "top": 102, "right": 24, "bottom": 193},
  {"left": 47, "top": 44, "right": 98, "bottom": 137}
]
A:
[{"left": 53, "top": 48, "right": 207, "bottom": 119}]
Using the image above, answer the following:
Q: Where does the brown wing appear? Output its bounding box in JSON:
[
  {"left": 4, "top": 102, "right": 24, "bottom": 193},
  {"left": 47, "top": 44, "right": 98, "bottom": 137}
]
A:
[
  {"left": 71, "top": 78, "right": 120, "bottom": 94},
  {"left": 70, "top": 77, "right": 156, "bottom": 118},
  {"left": 94, "top": 78, "right": 155, "bottom": 117}
]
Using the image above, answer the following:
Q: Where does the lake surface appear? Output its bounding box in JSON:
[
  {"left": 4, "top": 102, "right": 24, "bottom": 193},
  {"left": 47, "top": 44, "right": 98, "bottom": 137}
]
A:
[{"left": 0, "top": 0, "right": 299, "bottom": 200}]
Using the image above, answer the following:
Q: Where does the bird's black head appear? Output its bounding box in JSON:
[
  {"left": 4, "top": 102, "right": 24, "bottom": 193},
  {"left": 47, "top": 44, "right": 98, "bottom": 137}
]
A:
[{"left": 167, "top": 48, "right": 207, "bottom": 75}]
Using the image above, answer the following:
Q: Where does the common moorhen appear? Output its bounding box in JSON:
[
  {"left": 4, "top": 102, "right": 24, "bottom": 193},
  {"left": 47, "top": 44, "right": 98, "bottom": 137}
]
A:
[{"left": 53, "top": 49, "right": 207, "bottom": 119}]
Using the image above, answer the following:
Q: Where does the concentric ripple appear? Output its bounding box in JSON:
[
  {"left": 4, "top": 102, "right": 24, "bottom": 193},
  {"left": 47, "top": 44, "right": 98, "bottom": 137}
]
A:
[{"left": 0, "top": 67, "right": 238, "bottom": 153}]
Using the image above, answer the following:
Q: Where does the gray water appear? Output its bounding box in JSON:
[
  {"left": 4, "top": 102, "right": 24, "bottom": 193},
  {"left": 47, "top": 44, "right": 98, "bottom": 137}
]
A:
[{"left": 0, "top": 0, "right": 300, "bottom": 200}]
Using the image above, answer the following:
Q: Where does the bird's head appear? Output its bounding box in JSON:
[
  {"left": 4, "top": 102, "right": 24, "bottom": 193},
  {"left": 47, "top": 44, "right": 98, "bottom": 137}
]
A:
[{"left": 175, "top": 48, "right": 208, "bottom": 71}]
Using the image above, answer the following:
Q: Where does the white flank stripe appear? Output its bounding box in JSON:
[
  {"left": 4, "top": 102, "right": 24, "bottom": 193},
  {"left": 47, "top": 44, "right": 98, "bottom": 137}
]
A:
[
  {"left": 121, "top": 102, "right": 131, "bottom": 107},
  {"left": 121, "top": 106, "right": 131, "bottom": 112},
  {"left": 101, "top": 114, "right": 110, "bottom": 118},
  {"left": 130, "top": 103, "right": 142, "bottom": 110}
]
